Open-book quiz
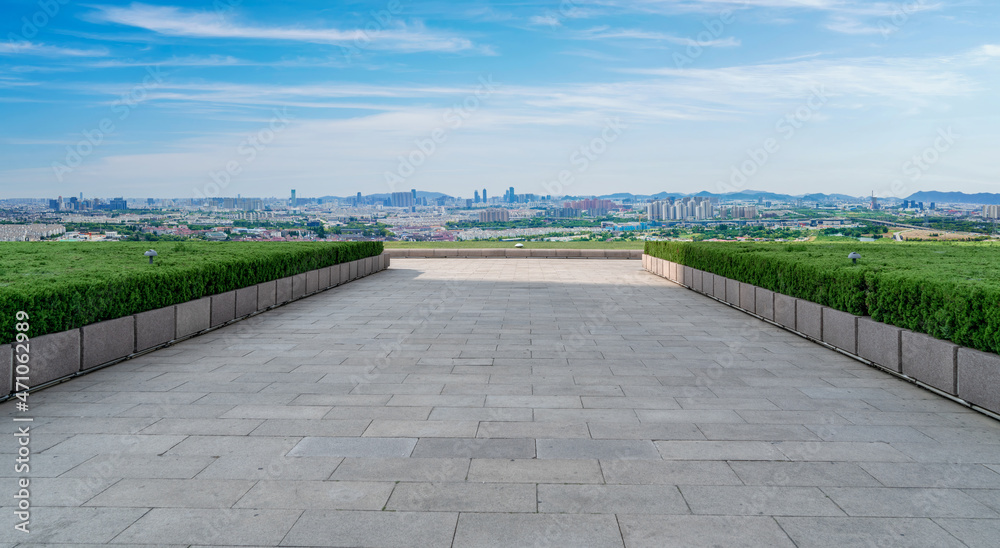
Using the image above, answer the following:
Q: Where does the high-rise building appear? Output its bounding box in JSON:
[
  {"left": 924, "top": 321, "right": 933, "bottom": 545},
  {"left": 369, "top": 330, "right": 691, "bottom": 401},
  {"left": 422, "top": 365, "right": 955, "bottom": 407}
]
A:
[
  {"left": 290, "top": 189, "right": 297, "bottom": 207},
  {"left": 479, "top": 209, "right": 510, "bottom": 222},
  {"left": 507, "top": 187, "right": 515, "bottom": 203},
  {"left": 984, "top": 205, "right": 1000, "bottom": 219},
  {"left": 474, "top": 190, "right": 480, "bottom": 203},
  {"left": 483, "top": 188, "right": 487, "bottom": 203},
  {"left": 391, "top": 192, "right": 415, "bottom": 208}
]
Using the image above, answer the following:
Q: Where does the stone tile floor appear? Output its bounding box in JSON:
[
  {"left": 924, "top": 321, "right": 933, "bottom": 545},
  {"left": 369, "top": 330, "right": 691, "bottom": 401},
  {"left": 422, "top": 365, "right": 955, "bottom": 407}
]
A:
[{"left": 2, "top": 258, "right": 999, "bottom": 547}]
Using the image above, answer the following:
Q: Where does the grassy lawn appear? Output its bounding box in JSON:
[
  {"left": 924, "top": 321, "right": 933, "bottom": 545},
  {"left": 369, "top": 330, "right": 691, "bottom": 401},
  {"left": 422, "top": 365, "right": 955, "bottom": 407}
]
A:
[{"left": 383, "top": 241, "right": 645, "bottom": 249}]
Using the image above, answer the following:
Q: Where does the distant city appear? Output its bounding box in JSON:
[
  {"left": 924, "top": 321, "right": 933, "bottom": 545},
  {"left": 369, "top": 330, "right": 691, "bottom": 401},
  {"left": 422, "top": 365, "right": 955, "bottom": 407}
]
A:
[{"left": 1, "top": 187, "right": 999, "bottom": 243}]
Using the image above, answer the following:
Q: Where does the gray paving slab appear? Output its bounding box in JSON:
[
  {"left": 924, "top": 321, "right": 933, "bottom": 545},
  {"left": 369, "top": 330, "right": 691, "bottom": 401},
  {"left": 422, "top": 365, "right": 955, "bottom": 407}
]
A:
[
  {"left": 84, "top": 479, "right": 254, "bottom": 508},
  {"left": 453, "top": 513, "right": 624, "bottom": 548},
  {"left": 287, "top": 436, "right": 417, "bottom": 457},
  {"left": 538, "top": 484, "right": 688, "bottom": 514},
  {"left": 6, "top": 258, "right": 1000, "bottom": 547},
  {"left": 776, "top": 516, "right": 967, "bottom": 548},
  {"left": 111, "top": 508, "right": 301, "bottom": 546},
  {"left": 385, "top": 482, "right": 536, "bottom": 512},
  {"left": 234, "top": 480, "right": 394, "bottom": 510},
  {"left": 537, "top": 438, "right": 662, "bottom": 460},
  {"left": 822, "top": 487, "right": 999, "bottom": 518},
  {"left": 619, "top": 515, "right": 795, "bottom": 548},
  {"left": 281, "top": 510, "right": 458, "bottom": 547}
]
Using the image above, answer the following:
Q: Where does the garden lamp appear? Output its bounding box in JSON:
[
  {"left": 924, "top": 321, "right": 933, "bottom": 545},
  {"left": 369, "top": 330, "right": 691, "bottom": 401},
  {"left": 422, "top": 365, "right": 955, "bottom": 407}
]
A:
[
  {"left": 848, "top": 252, "right": 861, "bottom": 265},
  {"left": 145, "top": 249, "right": 158, "bottom": 264}
]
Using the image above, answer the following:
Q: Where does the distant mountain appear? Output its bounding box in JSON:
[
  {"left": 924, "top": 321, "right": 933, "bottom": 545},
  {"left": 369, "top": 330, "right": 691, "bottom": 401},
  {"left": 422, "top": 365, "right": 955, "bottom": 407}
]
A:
[{"left": 904, "top": 191, "right": 1000, "bottom": 205}]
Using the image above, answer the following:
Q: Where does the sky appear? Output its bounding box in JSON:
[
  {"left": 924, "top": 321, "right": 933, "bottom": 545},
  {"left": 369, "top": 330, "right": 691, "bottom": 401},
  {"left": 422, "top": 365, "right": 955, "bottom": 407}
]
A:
[{"left": 1, "top": 0, "right": 998, "bottom": 200}]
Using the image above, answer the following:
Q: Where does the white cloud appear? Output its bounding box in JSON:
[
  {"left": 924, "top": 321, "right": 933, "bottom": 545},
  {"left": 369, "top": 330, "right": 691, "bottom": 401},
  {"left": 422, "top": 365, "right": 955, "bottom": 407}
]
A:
[
  {"left": 528, "top": 14, "right": 562, "bottom": 27},
  {"left": 0, "top": 41, "right": 108, "bottom": 57},
  {"left": 90, "top": 3, "right": 480, "bottom": 54},
  {"left": 577, "top": 26, "right": 740, "bottom": 47}
]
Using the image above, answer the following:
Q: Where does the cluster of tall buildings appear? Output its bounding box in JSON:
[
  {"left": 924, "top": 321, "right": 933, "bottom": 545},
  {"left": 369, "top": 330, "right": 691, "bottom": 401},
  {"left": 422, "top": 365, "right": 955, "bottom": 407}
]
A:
[
  {"left": 48, "top": 196, "right": 127, "bottom": 211},
  {"left": 390, "top": 190, "right": 417, "bottom": 208},
  {"left": 565, "top": 198, "right": 616, "bottom": 216},
  {"left": 723, "top": 205, "right": 758, "bottom": 219},
  {"left": 983, "top": 205, "right": 1000, "bottom": 219},
  {"left": 478, "top": 209, "right": 510, "bottom": 222},
  {"left": 647, "top": 197, "right": 717, "bottom": 221}
]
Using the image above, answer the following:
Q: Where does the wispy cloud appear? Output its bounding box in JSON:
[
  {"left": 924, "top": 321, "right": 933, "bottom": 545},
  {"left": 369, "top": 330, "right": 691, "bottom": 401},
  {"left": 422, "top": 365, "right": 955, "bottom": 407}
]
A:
[
  {"left": 577, "top": 26, "right": 740, "bottom": 47},
  {"left": 0, "top": 41, "right": 108, "bottom": 57},
  {"left": 89, "top": 3, "right": 482, "bottom": 54}
]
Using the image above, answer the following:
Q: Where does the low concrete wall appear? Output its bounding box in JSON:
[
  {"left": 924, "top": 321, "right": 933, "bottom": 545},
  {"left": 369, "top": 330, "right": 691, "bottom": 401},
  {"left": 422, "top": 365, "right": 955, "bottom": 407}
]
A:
[
  {"left": 210, "top": 291, "right": 237, "bottom": 328},
  {"left": 5, "top": 253, "right": 389, "bottom": 398},
  {"left": 641, "top": 254, "right": 999, "bottom": 416},
  {"left": 385, "top": 248, "right": 642, "bottom": 259},
  {"left": 136, "top": 306, "right": 175, "bottom": 353},
  {"left": 81, "top": 316, "right": 135, "bottom": 370}
]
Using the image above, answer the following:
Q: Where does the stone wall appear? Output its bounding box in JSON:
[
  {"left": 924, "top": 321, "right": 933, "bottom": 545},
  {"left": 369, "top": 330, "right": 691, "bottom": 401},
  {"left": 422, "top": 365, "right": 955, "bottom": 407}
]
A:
[
  {"left": 643, "top": 254, "right": 1000, "bottom": 416},
  {"left": 2, "top": 253, "right": 389, "bottom": 398},
  {"left": 387, "top": 249, "right": 641, "bottom": 259}
]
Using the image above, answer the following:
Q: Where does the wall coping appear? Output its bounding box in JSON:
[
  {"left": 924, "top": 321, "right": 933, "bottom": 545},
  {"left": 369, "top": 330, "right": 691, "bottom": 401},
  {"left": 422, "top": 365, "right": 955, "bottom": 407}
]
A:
[{"left": 385, "top": 248, "right": 641, "bottom": 259}]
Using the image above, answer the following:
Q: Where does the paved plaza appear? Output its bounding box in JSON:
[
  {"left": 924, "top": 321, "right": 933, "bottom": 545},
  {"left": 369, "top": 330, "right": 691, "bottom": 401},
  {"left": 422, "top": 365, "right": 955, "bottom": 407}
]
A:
[{"left": 3, "top": 258, "right": 1000, "bottom": 547}]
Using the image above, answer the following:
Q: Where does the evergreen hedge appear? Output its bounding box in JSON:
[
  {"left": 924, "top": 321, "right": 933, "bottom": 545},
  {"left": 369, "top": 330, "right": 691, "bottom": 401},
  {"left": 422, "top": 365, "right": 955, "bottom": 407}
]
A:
[
  {"left": 645, "top": 240, "right": 1000, "bottom": 354},
  {"left": 0, "top": 241, "right": 382, "bottom": 343}
]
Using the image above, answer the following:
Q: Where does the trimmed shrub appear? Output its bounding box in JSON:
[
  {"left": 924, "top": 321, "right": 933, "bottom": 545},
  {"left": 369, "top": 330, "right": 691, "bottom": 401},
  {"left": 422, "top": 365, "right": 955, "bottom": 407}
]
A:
[
  {"left": 645, "top": 240, "right": 1000, "bottom": 354},
  {"left": 0, "top": 241, "right": 382, "bottom": 343}
]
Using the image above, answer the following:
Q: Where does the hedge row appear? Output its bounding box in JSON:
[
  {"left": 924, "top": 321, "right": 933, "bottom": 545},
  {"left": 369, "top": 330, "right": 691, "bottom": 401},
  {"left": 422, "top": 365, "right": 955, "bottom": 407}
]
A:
[
  {"left": 0, "top": 241, "right": 382, "bottom": 343},
  {"left": 645, "top": 241, "right": 1000, "bottom": 354}
]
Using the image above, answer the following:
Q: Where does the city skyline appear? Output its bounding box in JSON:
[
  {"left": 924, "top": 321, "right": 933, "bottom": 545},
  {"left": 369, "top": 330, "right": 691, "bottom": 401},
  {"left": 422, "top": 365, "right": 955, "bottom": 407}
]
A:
[{"left": 1, "top": 1, "right": 998, "bottom": 198}]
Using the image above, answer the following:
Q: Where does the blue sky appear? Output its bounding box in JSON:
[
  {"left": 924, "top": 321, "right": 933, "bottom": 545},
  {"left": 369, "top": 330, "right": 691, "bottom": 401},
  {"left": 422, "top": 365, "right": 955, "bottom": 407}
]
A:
[{"left": 1, "top": 0, "right": 998, "bottom": 200}]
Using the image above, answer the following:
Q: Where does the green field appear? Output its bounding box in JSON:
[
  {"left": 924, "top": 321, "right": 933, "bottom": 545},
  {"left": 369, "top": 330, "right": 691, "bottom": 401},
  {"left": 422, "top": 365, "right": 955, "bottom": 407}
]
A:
[
  {"left": 0, "top": 241, "right": 381, "bottom": 343},
  {"left": 645, "top": 240, "right": 1000, "bottom": 354},
  {"left": 384, "top": 241, "right": 645, "bottom": 249}
]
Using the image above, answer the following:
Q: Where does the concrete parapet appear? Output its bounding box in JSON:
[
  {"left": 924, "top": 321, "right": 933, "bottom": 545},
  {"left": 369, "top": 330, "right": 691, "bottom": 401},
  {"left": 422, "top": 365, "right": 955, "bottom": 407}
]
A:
[
  {"left": 31, "top": 330, "right": 81, "bottom": 386},
  {"left": 857, "top": 317, "right": 901, "bottom": 372},
  {"left": 81, "top": 316, "right": 135, "bottom": 370},
  {"left": 292, "top": 273, "right": 307, "bottom": 299},
  {"left": 795, "top": 300, "right": 823, "bottom": 340},
  {"left": 773, "top": 293, "right": 796, "bottom": 329},
  {"left": 902, "top": 331, "right": 958, "bottom": 394},
  {"left": 210, "top": 291, "right": 237, "bottom": 327},
  {"left": 957, "top": 348, "right": 1000, "bottom": 414},
  {"left": 725, "top": 278, "right": 740, "bottom": 306},
  {"left": 306, "top": 270, "right": 319, "bottom": 294},
  {"left": 1, "top": 344, "right": 9, "bottom": 394},
  {"left": 176, "top": 297, "right": 211, "bottom": 338},
  {"left": 276, "top": 277, "right": 292, "bottom": 304},
  {"left": 135, "top": 306, "right": 176, "bottom": 352},
  {"left": 822, "top": 308, "right": 858, "bottom": 355},
  {"left": 755, "top": 288, "right": 774, "bottom": 321},
  {"left": 236, "top": 286, "right": 258, "bottom": 318},
  {"left": 257, "top": 281, "right": 277, "bottom": 310},
  {"left": 739, "top": 282, "right": 755, "bottom": 314},
  {"left": 713, "top": 275, "right": 727, "bottom": 301}
]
